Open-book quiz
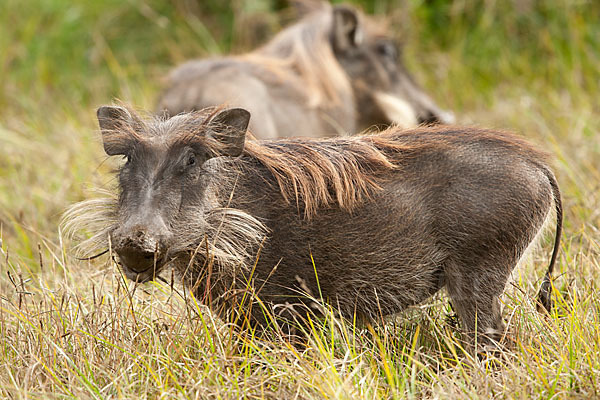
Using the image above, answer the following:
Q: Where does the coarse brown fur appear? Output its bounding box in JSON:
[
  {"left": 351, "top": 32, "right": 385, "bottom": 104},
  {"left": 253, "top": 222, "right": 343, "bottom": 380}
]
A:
[
  {"left": 156, "top": 3, "right": 453, "bottom": 139},
  {"left": 66, "top": 106, "right": 562, "bottom": 352}
]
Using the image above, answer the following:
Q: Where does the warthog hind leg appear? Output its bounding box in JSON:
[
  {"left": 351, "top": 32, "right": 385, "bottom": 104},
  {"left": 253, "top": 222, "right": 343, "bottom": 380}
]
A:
[{"left": 444, "top": 262, "right": 510, "bottom": 352}]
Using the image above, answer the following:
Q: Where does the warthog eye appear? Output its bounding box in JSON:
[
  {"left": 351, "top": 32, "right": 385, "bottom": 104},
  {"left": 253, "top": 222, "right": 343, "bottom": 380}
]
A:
[
  {"left": 177, "top": 150, "right": 200, "bottom": 175},
  {"left": 376, "top": 41, "right": 398, "bottom": 61},
  {"left": 186, "top": 153, "right": 196, "bottom": 167}
]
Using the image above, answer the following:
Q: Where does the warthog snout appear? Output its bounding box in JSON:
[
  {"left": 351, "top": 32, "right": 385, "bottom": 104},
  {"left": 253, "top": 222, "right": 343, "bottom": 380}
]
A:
[
  {"left": 418, "top": 109, "right": 456, "bottom": 125},
  {"left": 112, "top": 220, "right": 172, "bottom": 282}
]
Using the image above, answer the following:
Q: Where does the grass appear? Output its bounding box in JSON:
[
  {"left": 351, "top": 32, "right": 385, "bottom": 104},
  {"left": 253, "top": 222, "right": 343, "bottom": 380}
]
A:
[{"left": 1, "top": 0, "right": 599, "bottom": 398}]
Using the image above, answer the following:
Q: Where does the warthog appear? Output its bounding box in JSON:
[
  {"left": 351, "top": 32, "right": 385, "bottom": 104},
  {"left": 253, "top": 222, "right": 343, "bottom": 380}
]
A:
[
  {"left": 156, "top": 3, "right": 454, "bottom": 139},
  {"left": 65, "top": 105, "right": 561, "bottom": 349}
]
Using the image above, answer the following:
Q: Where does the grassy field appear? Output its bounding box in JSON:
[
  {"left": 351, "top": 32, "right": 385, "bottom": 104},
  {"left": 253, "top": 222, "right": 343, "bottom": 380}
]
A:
[{"left": 1, "top": 0, "right": 599, "bottom": 398}]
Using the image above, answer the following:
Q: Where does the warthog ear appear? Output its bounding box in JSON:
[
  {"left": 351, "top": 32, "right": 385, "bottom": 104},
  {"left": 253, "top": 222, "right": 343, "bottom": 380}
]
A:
[
  {"left": 208, "top": 108, "right": 251, "bottom": 157},
  {"left": 331, "top": 5, "right": 363, "bottom": 52},
  {"left": 97, "top": 106, "right": 134, "bottom": 156}
]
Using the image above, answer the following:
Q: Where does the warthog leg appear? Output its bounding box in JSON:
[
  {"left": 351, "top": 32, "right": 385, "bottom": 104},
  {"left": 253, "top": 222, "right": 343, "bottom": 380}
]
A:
[{"left": 445, "top": 262, "right": 510, "bottom": 352}]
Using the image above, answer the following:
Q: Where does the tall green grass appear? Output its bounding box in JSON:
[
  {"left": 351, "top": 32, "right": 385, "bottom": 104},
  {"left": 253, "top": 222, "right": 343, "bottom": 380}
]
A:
[{"left": 1, "top": 0, "right": 599, "bottom": 398}]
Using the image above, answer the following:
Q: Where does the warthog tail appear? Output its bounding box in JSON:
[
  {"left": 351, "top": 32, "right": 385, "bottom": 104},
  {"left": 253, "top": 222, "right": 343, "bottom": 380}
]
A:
[{"left": 537, "top": 167, "right": 563, "bottom": 312}]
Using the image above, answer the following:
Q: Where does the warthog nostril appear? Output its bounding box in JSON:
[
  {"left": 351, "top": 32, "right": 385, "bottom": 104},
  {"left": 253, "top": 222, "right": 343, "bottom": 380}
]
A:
[
  {"left": 115, "top": 247, "right": 159, "bottom": 273},
  {"left": 418, "top": 112, "right": 441, "bottom": 125},
  {"left": 418, "top": 110, "right": 455, "bottom": 126}
]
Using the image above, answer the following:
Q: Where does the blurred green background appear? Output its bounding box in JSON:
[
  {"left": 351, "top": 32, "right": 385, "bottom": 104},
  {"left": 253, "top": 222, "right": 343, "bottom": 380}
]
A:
[{"left": 2, "top": 0, "right": 598, "bottom": 112}]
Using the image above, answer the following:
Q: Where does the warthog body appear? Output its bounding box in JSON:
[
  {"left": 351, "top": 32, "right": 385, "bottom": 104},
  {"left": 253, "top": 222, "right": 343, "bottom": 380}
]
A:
[
  {"left": 157, "top": 4, "right": 454, "bottom": 139},
  {"left": 66, "top": 106, "right": 561, "bottom": 348}
]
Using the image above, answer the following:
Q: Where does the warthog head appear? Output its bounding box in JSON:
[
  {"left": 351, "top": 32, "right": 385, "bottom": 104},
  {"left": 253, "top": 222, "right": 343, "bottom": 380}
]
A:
[
  {"left": 329, "top": 5, "right": 454, "bottom": 129},
  {"left": 95, "top": 105, "right": 256, "bottom": 283}
]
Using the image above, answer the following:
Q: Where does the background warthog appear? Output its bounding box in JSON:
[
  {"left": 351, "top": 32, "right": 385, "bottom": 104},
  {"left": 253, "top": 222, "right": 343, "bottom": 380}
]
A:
[
  {"left": 65, "top": 106, "right": 561, "bottom": 350},
  {"left": 156, "top": 3, "right": 454, "bottom": 139}
]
